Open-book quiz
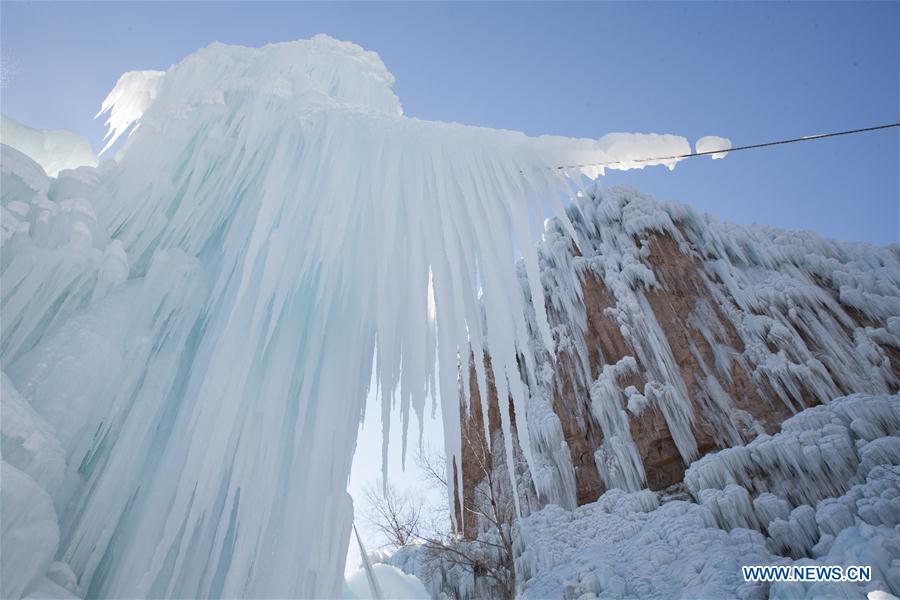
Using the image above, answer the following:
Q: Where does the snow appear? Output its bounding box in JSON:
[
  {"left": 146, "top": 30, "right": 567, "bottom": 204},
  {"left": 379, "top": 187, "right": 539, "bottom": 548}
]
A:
[
  {"left": 695, "top": 135, "right": 732, "bottom": 159},
  {"left": 1, "top": 115, "right": 98, "bottom": 177},
  {"left": 381, "top": 536, "right": 509, "bottom": 600},
  {"left": 593, "top": 132, "right": 692, "bottom": 173},
  {"left": 516, "top": 488, "right": 773, "bottom": 599},
  {"left": 683, "top": 394, "right": 900, "bottom": 508},
  {"left": 344, "top": 563, "right": 429, "bottom": 599}
]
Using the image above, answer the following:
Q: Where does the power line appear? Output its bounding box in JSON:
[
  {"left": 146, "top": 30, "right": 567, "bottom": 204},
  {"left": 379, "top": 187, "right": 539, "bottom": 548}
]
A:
[{"left": 551, "top": 122, "right": 900, "bottom": 172}]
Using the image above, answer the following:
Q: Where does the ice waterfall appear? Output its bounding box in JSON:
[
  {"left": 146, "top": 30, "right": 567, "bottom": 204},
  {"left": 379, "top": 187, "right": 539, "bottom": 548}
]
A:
[{"left": 2, "top": 35, "right": 699, "bottom": 598}]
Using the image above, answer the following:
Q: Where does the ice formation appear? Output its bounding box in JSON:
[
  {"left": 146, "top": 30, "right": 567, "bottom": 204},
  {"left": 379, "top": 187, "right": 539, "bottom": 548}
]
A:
[
  {"left": 486, "top": 184, "right": 900, "bottom": 515},
  {"left": 695, "top": 135, "right": 732, "bottom": 159},
  {"left": 0, "top": 35, "right": 712, "bottom": 599},
  {"left": 589, "top": 356, "right": 646, "bottom": 491},
  {"left": 1, "top": 115, "right": 98, "bottom": 177},
  {"left": 4, "top": 32, "right": 897, "bottom": 600},
  {"left": 684, "top": 394, "right": 900, "bottom": 508},
  {"left": 95, "top": 70, "right": 165, "bottom": 155},
  {"left": 398, "top": 182, "right": 898, "bottom": 596},
  {"left": 511, "top": 394, "right": 900, "bottom": 599}
]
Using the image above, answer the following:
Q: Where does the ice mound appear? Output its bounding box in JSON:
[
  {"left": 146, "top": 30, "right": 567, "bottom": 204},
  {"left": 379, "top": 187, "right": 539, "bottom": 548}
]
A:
[
  {"left": 344, "top": 562, "right": 429, "bottom": 599},
  {"left": 1, "top": 115, "right": 98, "bottom": 177}
]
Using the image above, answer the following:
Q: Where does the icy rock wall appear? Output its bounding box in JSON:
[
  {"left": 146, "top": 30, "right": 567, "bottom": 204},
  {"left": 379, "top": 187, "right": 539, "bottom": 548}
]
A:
[
  {"left": 514, "top": 393, "right": 900, "bottom": 599},
  {"left": 683, "top": 393, "right": 900, "bottom": 524},
  {"left": 1, "top": 36, "right": 705, "bottom": 598},
  {"left": 458, "top": 185, "right": 899, "bottom": 517}
]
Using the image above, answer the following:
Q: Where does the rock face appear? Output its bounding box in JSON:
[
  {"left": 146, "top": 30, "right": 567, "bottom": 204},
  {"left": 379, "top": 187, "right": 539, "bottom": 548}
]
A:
[{"left": 455, "top": 186, "right": 900, "bottom": 531}]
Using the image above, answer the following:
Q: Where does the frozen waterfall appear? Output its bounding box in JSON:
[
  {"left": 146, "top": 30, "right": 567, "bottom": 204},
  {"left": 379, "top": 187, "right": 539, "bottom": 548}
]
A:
[{"left": 2, "top": 35, "right": 701, "bottom": 598}]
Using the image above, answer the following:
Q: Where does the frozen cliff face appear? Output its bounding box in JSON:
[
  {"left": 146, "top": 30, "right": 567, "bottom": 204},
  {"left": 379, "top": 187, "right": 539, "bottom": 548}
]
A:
[
  {"left": 1, "top": 36, "right": 711, "bottom": 599},
  {"left": 514, "top": 393, "right": 900, "bottom": 599},
  {"left": 457, "top": 185, "right": 899, "bottom": 522},
  {"left": 405, "top": 183, "right": 898, "bottom": 596}
]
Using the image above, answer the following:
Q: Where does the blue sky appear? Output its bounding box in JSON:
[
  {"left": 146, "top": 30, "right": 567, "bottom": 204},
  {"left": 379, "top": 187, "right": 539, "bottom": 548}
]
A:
[{"left": 2, "top": 1, "right": 898, "bottom": 245}]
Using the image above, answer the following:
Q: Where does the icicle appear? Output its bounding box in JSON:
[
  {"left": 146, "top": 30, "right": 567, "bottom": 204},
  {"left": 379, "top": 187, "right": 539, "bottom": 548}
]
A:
[
  {"left": 589, "top": 357, "right": 646, "bottom": 491},
  {"left": 353, "top": 523, "right": 383, "bottom": 600}
]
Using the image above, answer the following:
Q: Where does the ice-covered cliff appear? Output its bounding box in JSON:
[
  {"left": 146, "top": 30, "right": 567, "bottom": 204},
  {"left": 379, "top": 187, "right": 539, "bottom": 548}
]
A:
[
  {"left": 1, "top": 35, "right": 713, "bottom": 599},
  {"left": 453, "top": 184, "right": 898, "bottom": 516},
  {"left": 439, "top": 186, "right": 899, "bottom": 597},
  {"left": 515, "top": 393, "right": 900, "bottom": 599}
]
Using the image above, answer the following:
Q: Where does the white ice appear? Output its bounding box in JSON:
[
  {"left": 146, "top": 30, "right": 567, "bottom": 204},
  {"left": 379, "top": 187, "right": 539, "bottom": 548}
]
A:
[
  {"left": 695, "top": 135, "right": 732, "bottom": 159},
  {"left": 95, "top": 70, "right": 165, "bottom": 155},
  {"left": 0, "top": 35, "right": 707, "bottom": 599},
  {"left": 1, "top": 115, "right": 97, "bottom": 177},
  {"left": 512, "top": 394, "right": 899, "bottom": 599}
]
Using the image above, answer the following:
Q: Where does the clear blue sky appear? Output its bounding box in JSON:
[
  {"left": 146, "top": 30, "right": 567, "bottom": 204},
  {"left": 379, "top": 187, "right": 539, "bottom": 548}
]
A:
[{"left": 1, "top": 1, "right": 897, "bottom": 241}]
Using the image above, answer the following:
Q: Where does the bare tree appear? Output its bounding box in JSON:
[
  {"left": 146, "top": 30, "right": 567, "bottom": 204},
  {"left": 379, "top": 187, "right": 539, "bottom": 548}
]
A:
[
  {"left": 415, "top": 443, "right": 449, "bottom": 491},
  {"left": 361, "top": 480, "right": 424, "bottom": 550},
  {"left": 415, "top": 430, "right": 517, "bottom": 599},
  {"left": 362, "top": 433, "right": 519, "bottom": 598}
]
